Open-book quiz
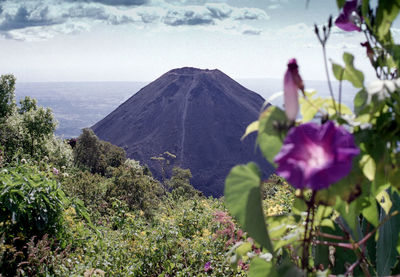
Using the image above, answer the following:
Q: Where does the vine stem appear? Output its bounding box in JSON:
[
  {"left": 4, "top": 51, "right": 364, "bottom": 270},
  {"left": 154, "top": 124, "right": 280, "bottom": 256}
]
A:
[
  {"left": 322, "top": 45, "right": 338, "bottom": 114},
  {"left": 314, "top": 210, "right": 399, "bottom": 251},
  {"left": 301, "top": 191, "right": 316, "bottom": 271},
  {"left": 315, "top": 231, "right": 346, "bottom": 241}
]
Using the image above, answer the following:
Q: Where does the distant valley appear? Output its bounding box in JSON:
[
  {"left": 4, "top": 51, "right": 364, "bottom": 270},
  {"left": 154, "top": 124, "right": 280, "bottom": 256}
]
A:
[
  {"left": 15, "top": 82, "right": 146, "bottom": 138},
  {"left": 15, "top": 78, "right": 356, "bottom": 139}
]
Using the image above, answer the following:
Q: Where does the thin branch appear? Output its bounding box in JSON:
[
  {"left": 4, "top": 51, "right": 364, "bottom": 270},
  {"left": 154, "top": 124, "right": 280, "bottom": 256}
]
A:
[
  {"left": 314, "top": 239, "right": 353, "bottom": 250},
  {"left": 345, "top": 258, "right": 362, "bottom": 276},
  {"left": 316, "top": 231, "right": 346, "bottom": 241}
]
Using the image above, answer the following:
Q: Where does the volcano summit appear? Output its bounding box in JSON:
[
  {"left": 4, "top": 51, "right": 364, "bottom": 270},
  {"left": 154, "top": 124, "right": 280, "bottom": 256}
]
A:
[{"left": 92, "top": 67, "right": 274, "bottom": 196}]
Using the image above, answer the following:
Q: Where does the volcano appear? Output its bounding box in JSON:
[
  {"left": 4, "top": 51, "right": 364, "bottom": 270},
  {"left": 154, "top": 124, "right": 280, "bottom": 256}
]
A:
[{"left": 92, "top": 67, "right": 274, "bottom": 196}]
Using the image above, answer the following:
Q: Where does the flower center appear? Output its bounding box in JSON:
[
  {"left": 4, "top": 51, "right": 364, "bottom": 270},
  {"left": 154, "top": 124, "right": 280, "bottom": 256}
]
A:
[{"left": 306, "top": 143, "right": 331, "bottom": 169}]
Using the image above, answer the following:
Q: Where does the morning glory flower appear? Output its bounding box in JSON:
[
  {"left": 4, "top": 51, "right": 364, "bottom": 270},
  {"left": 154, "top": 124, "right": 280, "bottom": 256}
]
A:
[
  {"left": 274, "top": 121, "right": 359, "bottom": 191},
  {"left": 335, "top": 0, "right": 361, "bottom": 32},
  {"left": 284, "top": 58, "right": 304, "bottom": 121}
]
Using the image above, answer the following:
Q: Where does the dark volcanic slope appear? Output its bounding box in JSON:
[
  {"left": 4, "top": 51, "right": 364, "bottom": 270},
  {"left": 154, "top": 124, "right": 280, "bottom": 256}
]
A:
[{"left": 92, "top": 67, "right": 274, "bottom": 196}]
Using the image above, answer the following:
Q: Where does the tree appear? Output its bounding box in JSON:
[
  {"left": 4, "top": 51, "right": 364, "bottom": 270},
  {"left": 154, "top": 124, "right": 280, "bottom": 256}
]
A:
[
  {"left": 22, "top": 107, "right": 57, "bottom": 157},
  {"left": 73, "top": 128, "right": 127, "bottom": 174},
  {"left": 168, "top": 167, "right": 201, "bottom": 198},
  {"left": 18, "top": 96, "right": 37, "bottom": 114},
  {"left": 0, "top": 74, "right": 16, "bottom": 118},
  {"left": 74, "top": 128, "right": 102, "bottom": 172}
]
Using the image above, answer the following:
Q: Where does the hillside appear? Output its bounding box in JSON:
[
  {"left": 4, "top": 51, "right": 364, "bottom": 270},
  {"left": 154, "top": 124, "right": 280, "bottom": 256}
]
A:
[{"left": 92, "top": 67, "right": 274, "bottom": 196}]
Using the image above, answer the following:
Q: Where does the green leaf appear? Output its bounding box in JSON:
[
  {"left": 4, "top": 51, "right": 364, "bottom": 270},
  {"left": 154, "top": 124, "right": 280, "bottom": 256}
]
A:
[
  {"left": 300, "top": 91, "right": 353, "bottom": 122},
  {"left": 336, "top": 0, "right": 345, "bottom": 9},
  {"left": 362, "top": 196, "right": 379, "bottom": 227},
  {"left": 242, "top": 120, "right": 259, "bottom": 140},
  {"left": 332, "top": 63, "right": 345, "bottom": 81},
  {"left": 257, "top": 106, "right": 286, "bottom": 166},
  {"left": 314, "top": 237, "right": 330, "bottom": 271},
  {"left": 236, "top": 242, "right": 252, "bottom": 257},
  {"left": 375, "top": 0, "right": 400, "bottom": 41},
  {"left": 360, "top": 154, "right": 376, "bottom": 181},
  {"left": 249, "top": 258, "right": 278, "bottom": 277},
  {"left": 387, "top": 45, "right": 400, "bottom": 71},
  {"left": 335, "top": 198, "right": 361, "bottom": 240},
  {"left": 332, "top": 54, "right": 364, "bottom": 88},
  {"left": 325, "top": 223, "right": 360, "bottom": 275},
  {"left": 354, "top": 89, "right": 368, "bottom": 116},
  {"left": 376, "top": 190, "right": 392, "bottom": 215},
  {"left": 377, "top": 190, "right": 400, "bottom": 276},
  {"left": 266, "top": 214, "right": 303, "bottom": 251},
  {"left": 225, "top": 163, "right": 274, "bottom": 253}
]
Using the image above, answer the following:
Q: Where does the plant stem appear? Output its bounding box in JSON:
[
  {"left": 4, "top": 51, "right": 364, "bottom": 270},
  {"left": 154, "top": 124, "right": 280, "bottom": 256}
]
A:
[
  {"left": 316, "top": 231, "right": 346, "bottom": 241},
  {"left": 322, "top": 45, "right": 338, "bottom": 114},
  {"left": 301, "top": 191, "right": 316, "bottom": 271},
  {"left": 338, "top": 78, "right": 343, "bottom": 116}
]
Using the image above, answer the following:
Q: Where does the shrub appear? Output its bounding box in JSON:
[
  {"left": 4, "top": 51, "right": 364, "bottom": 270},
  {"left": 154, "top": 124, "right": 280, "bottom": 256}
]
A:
[
  {"left": 61, "top": 171, "right": 110, "bottom": 222},
  {"left": 106, "top": 163, "right": 163, "bottom": 217},
  {"left": 74, "top": 128, "right": 126, "bottom": 175},
  {"left": 0, "top": 164, "right": 68, "bottom": 275},
  {"left": 44, "top": 135, "right": 74, "bottom": 168},
  {"left": 0, "top": 164, "right": 67, "bottom": 242},
  {"left": 168, "top": 167, "right": 202, "bottom": 199},
  {"left": 15, "top": 234, "right": 70, "bottom": 276},
  {"left": 0, "top": 74, "right": 16, "bottom": 119}
]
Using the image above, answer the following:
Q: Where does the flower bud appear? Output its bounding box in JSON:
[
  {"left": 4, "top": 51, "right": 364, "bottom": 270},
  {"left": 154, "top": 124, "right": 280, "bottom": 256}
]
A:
[{"left": 283, "top": 59, "right": 304, "bottom": 121}]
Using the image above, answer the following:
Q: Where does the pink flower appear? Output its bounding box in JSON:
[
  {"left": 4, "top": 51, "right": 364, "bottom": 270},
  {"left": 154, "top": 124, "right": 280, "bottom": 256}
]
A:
[
  {"left": 274, "top": 121, "right": 359, "bottom": 190},
  {"left": 283, "top": 58, "right": 304, "bottom": 121},
  {"left": 335, "top": 0, "right": 361, "bottom": 32}
]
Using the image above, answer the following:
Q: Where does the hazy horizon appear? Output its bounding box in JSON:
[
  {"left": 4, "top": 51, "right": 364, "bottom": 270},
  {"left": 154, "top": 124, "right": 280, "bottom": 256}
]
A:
[{"left": 15, "top": 77, "right": 356, "bottom": 138}]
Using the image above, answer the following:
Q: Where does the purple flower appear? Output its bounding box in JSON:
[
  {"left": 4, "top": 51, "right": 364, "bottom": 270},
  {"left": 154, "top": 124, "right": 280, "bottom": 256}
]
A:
[
  {"left": 335, "top": 0, "right": 361, "bottom": 32},
  {"left": 52, "top": 167, "right": 59, "bottom": 175},
  {"left": 274, "top": 121, "right": 359, "bottom": 190},
  {"left": 284, "top": 59, "right": 304, "bottom": 121},
  {"left": 204, "top": 261, "right": 212, "bottom": 272}
]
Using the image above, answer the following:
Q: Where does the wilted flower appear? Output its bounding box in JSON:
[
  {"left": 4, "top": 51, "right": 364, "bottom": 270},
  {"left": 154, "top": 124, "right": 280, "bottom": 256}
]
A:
[
  {"left": 204, "top": 261, "right": 212, "bottom": 272},
  {"left": 366, "top": 79, "right": 400, "bottom": 103},
  {"left": 20, "top": 158, "right": 27, "bottom": 164},
  {"left": 361, "top": 41, "right": 374, "bottom": 63},
  {"left": 274, "top": 121, "right": 359, "bottom": 190},
  {"left": 283, "top": 58, "right": 304, "bottom": 121},
  {"left": 52, "top": 167, "right": 59, "bottom": 175},
  {"left": 335, "top": 0, "right": 361, "bottom": 32},
  {"left": 260, "top": 252, "right": 273, "bottom": 262}
]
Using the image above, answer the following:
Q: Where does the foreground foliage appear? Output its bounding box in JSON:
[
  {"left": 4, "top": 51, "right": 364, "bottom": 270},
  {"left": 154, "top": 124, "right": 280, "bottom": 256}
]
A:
[{"left": 225, "top": 0, "right": 400, "bottom": 276}]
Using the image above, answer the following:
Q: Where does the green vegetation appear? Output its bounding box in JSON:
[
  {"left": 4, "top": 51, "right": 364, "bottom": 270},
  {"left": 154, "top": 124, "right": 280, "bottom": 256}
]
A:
[
  {"left": 0, "top": 75, "right": 292, "bottom": 276},
  {"left": 224, "top": 1, "right": 400, "bottom": 276}
]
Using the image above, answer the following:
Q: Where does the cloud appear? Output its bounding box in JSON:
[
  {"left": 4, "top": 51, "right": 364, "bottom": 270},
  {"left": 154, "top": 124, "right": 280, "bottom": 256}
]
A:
[
  {"left": 0, "top": 6, "right": 63, "bottom": 32},
  {"left": 162, "top": 3, "right": 268, "bottom": 27},
  {"left": 267, "top": 4, "right": 281, "bottom": 10},
  {"left": 70, "top": 0, "right": 148, "bottom": 6},
  {"left": 242, "top": 28, "right": 262, "bottom": 35},
  {"left": 232, "top": 8, "right": 267, "bottom": 20},
  {"left": 0, "top": 0, "right": 268, "bottom": 40},
  {"left": 163, "top": 8, "right": 214, "bottom": 26},
  {"left": 66, "top": 4, "right": 140, "bottom": 25},
  {"left": 4, "top": 21, "right": 90, "bottom": 41}
]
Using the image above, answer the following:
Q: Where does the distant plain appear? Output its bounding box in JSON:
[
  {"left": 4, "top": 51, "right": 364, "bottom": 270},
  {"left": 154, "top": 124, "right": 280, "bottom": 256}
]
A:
[{"left": 15, "top": 78, "right": 356, "bottom": 138}]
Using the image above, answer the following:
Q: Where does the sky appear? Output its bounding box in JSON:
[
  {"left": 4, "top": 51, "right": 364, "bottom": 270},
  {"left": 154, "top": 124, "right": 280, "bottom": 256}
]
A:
[{"left": 0, "top": 0, "right": 396, "bottom": 82}]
